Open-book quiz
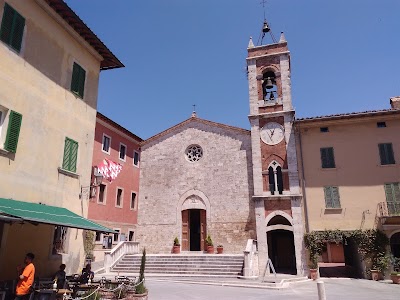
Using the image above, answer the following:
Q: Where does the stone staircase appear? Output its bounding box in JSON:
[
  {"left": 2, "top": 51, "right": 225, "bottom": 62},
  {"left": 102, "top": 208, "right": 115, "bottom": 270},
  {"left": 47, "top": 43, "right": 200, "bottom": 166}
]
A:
[{"left": 111, "top": 254, "right": 244, "bottom": 277}]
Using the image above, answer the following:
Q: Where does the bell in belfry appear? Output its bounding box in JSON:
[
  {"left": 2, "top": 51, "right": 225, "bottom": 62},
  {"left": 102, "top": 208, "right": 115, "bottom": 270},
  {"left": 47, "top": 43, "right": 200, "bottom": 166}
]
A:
[
  {"left": 262, "top": 21, "right": 270, "bottom": 33},
  {"left": 264, "top": 77, "right": 274, "bottom": 89}
]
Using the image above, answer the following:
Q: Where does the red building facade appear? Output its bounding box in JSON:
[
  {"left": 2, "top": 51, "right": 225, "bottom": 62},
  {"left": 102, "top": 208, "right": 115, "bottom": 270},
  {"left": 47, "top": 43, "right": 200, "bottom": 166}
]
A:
[{"left": 88, "top": 112, "right": 142, "bottom": 261}]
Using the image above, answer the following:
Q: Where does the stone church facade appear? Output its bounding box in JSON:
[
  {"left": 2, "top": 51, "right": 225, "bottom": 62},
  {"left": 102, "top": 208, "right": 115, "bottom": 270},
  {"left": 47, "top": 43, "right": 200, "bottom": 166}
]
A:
[{"left": 137, "top": 33, "right": 307, "bottom": 275}]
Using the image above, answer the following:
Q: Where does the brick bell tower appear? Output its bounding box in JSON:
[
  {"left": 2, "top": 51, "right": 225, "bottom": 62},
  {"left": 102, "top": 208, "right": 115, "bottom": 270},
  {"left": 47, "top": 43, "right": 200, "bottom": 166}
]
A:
[{"left": 247, "top": 32, "right": 306, "bottom": 275}]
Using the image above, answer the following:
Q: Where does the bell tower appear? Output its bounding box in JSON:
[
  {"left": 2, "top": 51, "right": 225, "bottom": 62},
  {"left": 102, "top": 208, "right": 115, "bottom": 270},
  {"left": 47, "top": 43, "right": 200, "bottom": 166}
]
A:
[{"left": 247, "top": 32, "right": 306, "bottom": 275}]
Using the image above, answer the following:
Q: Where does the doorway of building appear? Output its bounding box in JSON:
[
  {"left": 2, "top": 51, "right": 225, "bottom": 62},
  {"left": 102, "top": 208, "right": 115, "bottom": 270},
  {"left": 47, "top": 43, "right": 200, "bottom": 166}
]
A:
[
  {"left": 182, "top": 209, "right": 206, "bottom": 251},
  {"left": 267, "top": 230, "right": 296, "bottom": 274},
  {"left": 391, "top": 232, "right": 400, "bottom": 258}
]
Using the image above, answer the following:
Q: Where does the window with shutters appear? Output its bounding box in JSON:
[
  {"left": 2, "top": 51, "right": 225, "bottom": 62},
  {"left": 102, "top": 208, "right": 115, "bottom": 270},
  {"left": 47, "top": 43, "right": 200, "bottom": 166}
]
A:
[
  {"left": 119, "top": 143, "right": 126, "bottom": 161},
  {"left": 0, "top": 107, "right": 23, "bottom": 153},
  {"left": 130, "top": 192, "right": 137, "bottom": 210},
  {"left": 0, "top": 3, "right": 25, "bottom": 53},
  {"left": 133, "top": 150, "right": 140, "bottom": 167},
  {"left": 116, "top": 188, "right": 123, "bottom": 208},
  {"left": 70, "top": 62, "right": 86, "bottom": 98},
  {"left": 320, "top": 147, "right": 336, "bottom": 168},
  {"left": 98, "top": 184, "right": 106, "bottom": 204},
  {"left": 62, "top": 137, "right": 78, "bottom": 173},
  {"left": 102, "top": 134, "right": 111, "bottom": 154},
  {"left": 384, "top": 183, "right": 400, "bottom": 215},
  {"left": 324, "top": 186, "right": 341, "bottom": 209},
  {"left": 378, "top": 143, "right": 395, "bottom": 165}
]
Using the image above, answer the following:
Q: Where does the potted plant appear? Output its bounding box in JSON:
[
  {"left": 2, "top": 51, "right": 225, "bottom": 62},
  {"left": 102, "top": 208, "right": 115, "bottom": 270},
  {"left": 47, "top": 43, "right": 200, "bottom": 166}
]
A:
[
  {"left": 390, "top": 257, "right": 400, "bottom": 284},
  {"left": 391, "top": 272, "right": 400, "bottom": 284},
  {"left": 130, "top": 248, "right": 148, "bottom": 299},
  {"left": 206, "top": 235, "right": 214, "bottom": 254},
  {"left": 216, "top": 244, "right": 223, "bottom": 254},
  {"left": 309, "top": 259, "right": 318, "bottom": 280},
  {"left": 304, "top": 233, "right": 324, "bottom": 280},
  {"left": 370, "top": 253, "right": 390, "bottom": 281},
  {"left": 172, "top": 237, "right": 180, "bottom": 254}
]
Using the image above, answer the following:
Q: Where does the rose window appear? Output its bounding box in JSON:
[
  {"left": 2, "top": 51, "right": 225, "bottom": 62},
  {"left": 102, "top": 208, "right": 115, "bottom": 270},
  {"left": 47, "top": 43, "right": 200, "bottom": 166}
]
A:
[{"left": 185, "top": 145, "right": 203, "bottom": 162}]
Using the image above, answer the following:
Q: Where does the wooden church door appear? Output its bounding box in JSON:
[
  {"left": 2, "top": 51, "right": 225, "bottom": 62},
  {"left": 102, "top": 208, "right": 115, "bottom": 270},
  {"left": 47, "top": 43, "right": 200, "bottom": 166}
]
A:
[
  {"left": 200, "top": 210, "right": 206, "bottom": 251},
  {"left": 182, "top": 210, "right": 189, "bottom": 251}
]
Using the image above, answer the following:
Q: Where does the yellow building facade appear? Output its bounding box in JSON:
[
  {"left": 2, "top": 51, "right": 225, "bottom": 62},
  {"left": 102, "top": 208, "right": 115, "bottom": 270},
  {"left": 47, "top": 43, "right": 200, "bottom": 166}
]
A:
[{"left": 0, "top": 0, "right": 122, "bottom": 279}]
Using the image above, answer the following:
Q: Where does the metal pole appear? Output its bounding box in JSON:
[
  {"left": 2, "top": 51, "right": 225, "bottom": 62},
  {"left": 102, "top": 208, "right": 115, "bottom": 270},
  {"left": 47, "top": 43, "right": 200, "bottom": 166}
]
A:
[{"left": 317, "top": 280, "right": 326, "bottom": 300}]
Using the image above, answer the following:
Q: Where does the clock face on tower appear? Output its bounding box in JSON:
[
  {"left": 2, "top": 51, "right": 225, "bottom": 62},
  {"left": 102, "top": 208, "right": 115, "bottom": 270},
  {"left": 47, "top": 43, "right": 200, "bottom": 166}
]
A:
[{"left": 260, "top": 122, "right": 285, "bottom": 145}]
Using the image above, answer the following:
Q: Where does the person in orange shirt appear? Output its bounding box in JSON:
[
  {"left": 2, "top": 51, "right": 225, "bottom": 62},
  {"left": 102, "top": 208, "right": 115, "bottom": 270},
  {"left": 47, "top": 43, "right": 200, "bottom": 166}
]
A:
[{"left": 15, "top": 253, "right": 35, "bottom": 300}]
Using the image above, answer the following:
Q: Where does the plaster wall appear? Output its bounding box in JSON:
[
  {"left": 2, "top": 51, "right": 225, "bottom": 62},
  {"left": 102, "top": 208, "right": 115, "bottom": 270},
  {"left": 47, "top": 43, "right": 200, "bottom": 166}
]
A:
[
  {"left": 0, "top": 0, "right": 102, "bottom": 276},
  {"left": 298, "top": 116, "right": 400, "bottom": 231}
]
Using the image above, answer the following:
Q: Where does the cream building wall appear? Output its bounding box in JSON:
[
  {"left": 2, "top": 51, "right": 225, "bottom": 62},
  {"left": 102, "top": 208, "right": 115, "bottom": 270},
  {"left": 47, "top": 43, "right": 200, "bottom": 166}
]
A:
[
  {"left": 297, "top": 113, "right": 400, "bottom": 234},
  {"left": 0, "top": 0, "right": 102, "bottom": 279}
]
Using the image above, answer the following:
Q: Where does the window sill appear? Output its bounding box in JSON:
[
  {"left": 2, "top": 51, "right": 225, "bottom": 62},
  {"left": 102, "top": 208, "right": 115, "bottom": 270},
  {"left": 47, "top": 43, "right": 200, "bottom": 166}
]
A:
[
  {"left": 101, "top": 150, "right": 111, "bottom": 155},
  {"left": 321, "top": 167, "right": 337, "bottom": 171},
  {"left": 0, "top": 148, "right": 10, "bottom": 156},
  {"left": 71, "top": 91, "right": 83, "bottom": 99},
  {"left": 324, "top": 208, "right": 343, "bottom": 214},
  {"left": 379, "top": 164, "right": 397, "bottom": 167},
  {"left": 58, "top": 167, "right": 79, "bottom": 179}
]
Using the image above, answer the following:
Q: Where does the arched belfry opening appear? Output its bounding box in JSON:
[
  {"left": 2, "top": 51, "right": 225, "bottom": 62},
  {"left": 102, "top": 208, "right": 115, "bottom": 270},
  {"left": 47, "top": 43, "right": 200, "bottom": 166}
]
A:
[
  {"left": 262, "top": 71, "right": 277, "bottom": 101},
  {"left": 266, "top": 214, "right": 296, "bottom": 274}
]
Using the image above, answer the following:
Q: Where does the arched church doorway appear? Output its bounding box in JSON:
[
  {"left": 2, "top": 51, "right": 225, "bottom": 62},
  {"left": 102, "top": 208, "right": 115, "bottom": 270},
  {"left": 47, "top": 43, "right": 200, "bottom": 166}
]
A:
[
  {"left": 391, "top": 232, "right": 400, "bottom": 258},
  {"left": 267, "top": 215, "right": 296, "bottom": 274},
  {"left": 182, "top": 209, "right": 206, "bottom": 251}
]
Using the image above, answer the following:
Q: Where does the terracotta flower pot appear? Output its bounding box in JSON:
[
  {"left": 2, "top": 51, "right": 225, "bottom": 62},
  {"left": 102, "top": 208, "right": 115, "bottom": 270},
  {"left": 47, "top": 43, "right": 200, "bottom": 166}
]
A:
[
  {"left": 391, "top": 274, "right": 400, "bottom": 284},
  {"left": 125, "top": 291, "right": 148, "bottom": 300},
  {"left": 207, "top": 245, "right": 214, "bottom": 254},
  {"left": 371, "top": 269, "right": 381, "bottom": 281},
  {"left": 309, "top": 268, "right": 318, "bottom": 280},
  {"left": 172, "top": 245, "right": 180, "bottom": 254},
  {"left": 217, "top": 246, "right": 223, "bottom": 254}
]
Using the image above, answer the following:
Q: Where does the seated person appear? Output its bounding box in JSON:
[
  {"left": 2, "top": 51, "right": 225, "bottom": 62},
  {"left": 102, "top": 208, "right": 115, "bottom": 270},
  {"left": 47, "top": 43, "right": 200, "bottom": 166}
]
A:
[
  {"left": 80, "top": 264, "right": 94, "bottom": 284},
  {"left": 53, "top": 264, "right": 66, "bottom": 289}
]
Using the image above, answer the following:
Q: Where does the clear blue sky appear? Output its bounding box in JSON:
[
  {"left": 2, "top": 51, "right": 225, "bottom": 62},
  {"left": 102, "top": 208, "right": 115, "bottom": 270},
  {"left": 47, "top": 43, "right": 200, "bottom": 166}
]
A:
[{"left": 66, "top": 0, "right": 400, "bottom": 139}]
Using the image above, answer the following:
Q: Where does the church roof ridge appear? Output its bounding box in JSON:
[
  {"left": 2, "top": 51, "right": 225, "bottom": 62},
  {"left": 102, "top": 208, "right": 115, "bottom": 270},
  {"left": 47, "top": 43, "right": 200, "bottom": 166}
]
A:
[{"left": 141, "top": 116, "right": 250, "bottom": 146}]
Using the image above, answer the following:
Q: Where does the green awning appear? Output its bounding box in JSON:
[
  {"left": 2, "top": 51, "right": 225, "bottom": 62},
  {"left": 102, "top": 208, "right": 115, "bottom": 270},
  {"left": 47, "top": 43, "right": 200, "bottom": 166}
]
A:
[{"left": 0, "top": 198, "right": 115, "bottom": 233}]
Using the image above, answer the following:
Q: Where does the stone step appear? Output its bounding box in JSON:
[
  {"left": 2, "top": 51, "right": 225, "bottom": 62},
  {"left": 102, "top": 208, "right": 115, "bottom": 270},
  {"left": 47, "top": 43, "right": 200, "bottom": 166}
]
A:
[
  {"left": 113, "top": 266, "right": 241, "bottom": 271},
  {"left": 117, "top": 260, "right": 243, "bottom": 265},
  {"left": 111, "top": 269, "right": 240, "bottom": 275}
]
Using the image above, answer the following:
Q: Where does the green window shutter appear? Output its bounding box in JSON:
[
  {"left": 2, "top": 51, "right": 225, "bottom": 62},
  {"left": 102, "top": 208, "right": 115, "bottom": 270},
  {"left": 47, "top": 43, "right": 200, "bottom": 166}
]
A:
[
  {"left": 386, "top": 143, "right": 395, "bottom": 164},
  {"left": 385, "top": 183, "right": 394, "bottom": 202},
  {"left": 331, "top": 186, "right": 340, "bottom": 208},
  {"left": 70, "top": 63, "right": 85, "bottom": 98},
  {"left": 10, "top": 11, "right": 24, "bottom": 52},
  {"left": 69, "top": 140, "right": 78, "bottom": 172},
  {"left": 78, "top": 67, "right": 86, "bottom": 98},
  {"left": 4, "top": 110, "right": 22, "bottom": 153},
  {"left": 0, "top": 4, "right": 25, "bottom": 52},
  {"left": 62, "top": 138, "right": 78, "bottom": 172},
  {"left": 62, "top": 138, "right": 72, "bottom": 170},
  {"left": 379, "top": 143, "right": 395, "bottom": 165},
  {"left": 324, "top": 187, "right": 333, "bottom": 208},
  {"left": 0, "top": 4, "right": 14, "bottom": 45},
  {"left": 321, "top": 147, "right": 335, "bottom": 168}
]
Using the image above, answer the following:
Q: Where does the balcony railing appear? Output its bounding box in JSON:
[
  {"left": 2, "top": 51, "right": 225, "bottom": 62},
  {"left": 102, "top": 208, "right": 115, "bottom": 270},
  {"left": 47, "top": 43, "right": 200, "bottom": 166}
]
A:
[{"left": 378, "top": 201, "right": 400, "bottom": 217}]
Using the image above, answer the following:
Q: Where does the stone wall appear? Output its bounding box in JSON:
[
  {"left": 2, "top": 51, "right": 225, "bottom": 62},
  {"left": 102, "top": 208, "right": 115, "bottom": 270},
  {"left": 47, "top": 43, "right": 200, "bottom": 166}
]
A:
[{"left": 137, "top": 118, "right": 255, "bottom": 253}]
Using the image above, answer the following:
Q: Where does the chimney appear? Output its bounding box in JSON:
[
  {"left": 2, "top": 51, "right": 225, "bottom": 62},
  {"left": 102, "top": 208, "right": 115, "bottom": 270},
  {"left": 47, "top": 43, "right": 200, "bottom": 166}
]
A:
[{"left": 390, "top": 96, "right": 400, "bottom": 109}]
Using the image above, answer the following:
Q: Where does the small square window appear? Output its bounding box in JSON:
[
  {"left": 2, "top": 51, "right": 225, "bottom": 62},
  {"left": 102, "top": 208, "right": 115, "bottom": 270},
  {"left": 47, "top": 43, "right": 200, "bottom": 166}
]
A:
[
  {"left": 377, "top": 122, "right": 386, "bottom": 128},
  {"left": 116, "top": 188, "right": 123, "bottom": 207},
  {"left": 320, "top": 127, "right": 329, "bottom": 133},
  {"left": 133, "top": 151, "right": 140, "bottom": 167},
  {"left": 102, "top": 134, "right": 111, "bottom": 154},
  {"left": 119, "top": 143, "right": 126, "bottom": 161}
]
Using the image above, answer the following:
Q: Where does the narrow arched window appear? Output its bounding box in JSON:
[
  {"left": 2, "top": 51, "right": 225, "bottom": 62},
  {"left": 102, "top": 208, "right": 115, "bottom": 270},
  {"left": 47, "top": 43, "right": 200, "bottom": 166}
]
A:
[
  {"left": 276, "top": 166, "right": 283, "bottom": 195},
  {"left": 268, "top": 166, "right": 275, "bottom": 195}
]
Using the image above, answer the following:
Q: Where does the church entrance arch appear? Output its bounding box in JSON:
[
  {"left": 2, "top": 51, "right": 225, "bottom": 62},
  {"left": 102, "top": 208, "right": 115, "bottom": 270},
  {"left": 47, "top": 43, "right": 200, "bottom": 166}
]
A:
[
  {"left": 266, "top": 214, "right": 296, "bottom": 274},
  {"left": 178, "top": 190, "right": 210, "bottom": 252}
]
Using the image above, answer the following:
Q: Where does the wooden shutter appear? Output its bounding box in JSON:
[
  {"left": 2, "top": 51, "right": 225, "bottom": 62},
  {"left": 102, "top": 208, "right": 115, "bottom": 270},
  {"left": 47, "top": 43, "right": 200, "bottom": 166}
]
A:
[
  {"left": 327, "top": 148, "right": 335, "bottom": 168},
  {"left": 69, "top": 139, "right": 78, "bottom": 172},
  {"left": 386, "top": 144, "right": 395, "bottom": 164},
  {"left": 78, "top": 66, "right": 86, "bottom": 98},
  {"left": 71, "top": 63, "right": 80, "bottom": 96},
  {"left": 182, "top": 210, "right": 189, "bottom": 251},
  {"left": 385, "top": 184, "right": 394, "bottom": 202},
  {"left": 320, "top": 148, "right": 328, "bottom": 168},
  {"left": 4, "top": 110, "right": 22, "bottom": 153},
  {"left": 10, "top": 10, "right": 24, "bottom": 52},
  {"left": 379, "top": 143, "right": 394, "bottom": 165},
  {"left": 0, "top": 3, "right": 13, "bottom": 45},
  {"left": 324, "top": 187, "right": 333, "bottom": 208},
  {"left": 331, "top": 186, "right": 340, "bottom": 208},
  {"left": 62, "top": 138, "right": 78, "bottom": 172}
]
